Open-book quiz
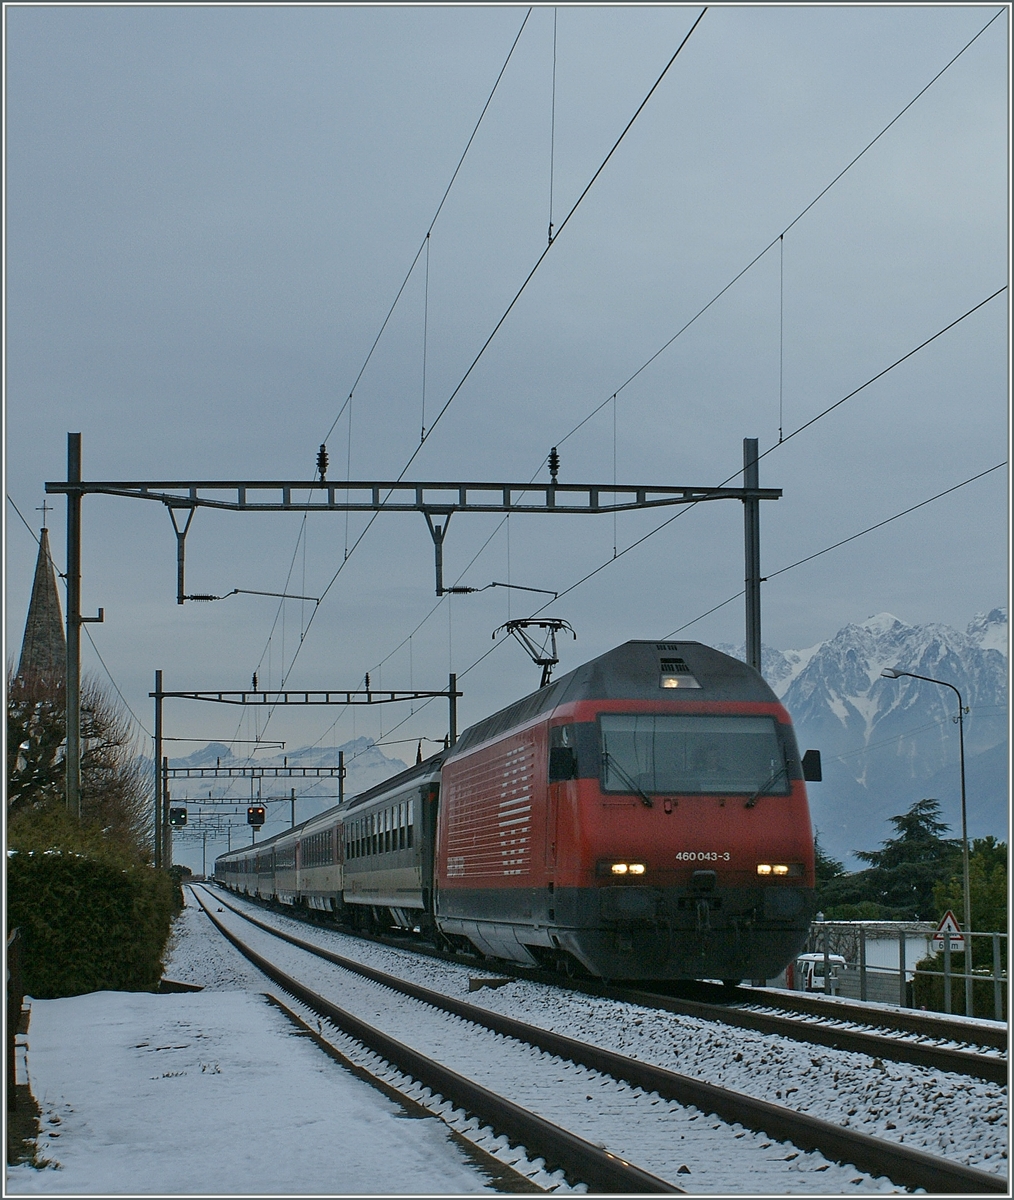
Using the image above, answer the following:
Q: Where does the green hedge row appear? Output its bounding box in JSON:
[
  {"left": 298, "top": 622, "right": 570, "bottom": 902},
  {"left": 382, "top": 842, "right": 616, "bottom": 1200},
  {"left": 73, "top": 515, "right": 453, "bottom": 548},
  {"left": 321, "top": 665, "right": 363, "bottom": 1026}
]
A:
[{"left": 7, "top": 849, "right": 178, "bottom": 998}]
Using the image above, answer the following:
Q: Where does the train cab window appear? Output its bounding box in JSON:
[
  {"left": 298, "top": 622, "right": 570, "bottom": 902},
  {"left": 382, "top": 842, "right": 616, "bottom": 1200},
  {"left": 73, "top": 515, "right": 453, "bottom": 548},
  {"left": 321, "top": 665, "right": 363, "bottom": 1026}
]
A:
[{"left": 600, "top": 714, "right": 789, "bottom": 796}]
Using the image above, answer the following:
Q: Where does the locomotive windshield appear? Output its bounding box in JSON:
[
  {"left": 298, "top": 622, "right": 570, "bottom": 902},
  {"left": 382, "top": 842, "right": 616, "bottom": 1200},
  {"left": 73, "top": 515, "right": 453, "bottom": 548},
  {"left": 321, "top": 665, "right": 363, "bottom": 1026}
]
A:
[{"left": 599, "top": 714, "right": 789, "bottom": 795}]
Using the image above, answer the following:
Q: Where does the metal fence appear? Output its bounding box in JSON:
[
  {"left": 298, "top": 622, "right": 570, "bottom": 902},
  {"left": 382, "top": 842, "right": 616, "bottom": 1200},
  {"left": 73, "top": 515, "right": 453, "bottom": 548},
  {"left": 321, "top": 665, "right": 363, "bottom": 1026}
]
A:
[{"left": 801, "top": 921, "right": 1007, "bottom": 1020}]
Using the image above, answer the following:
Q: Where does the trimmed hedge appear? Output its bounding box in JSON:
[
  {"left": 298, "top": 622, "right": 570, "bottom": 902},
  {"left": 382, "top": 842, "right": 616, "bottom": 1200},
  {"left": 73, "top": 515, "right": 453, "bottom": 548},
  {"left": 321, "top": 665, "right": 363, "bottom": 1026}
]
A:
[{"left": 6, "top": 849, "right": 177, "bottom": 998}]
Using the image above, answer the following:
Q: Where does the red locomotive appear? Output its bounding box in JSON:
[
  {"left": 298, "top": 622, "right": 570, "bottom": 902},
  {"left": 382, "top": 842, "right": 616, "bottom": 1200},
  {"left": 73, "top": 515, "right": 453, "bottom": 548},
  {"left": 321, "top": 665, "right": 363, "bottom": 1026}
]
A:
[{"left": 435, "top": 640, "right": 819, "bottom": 981}]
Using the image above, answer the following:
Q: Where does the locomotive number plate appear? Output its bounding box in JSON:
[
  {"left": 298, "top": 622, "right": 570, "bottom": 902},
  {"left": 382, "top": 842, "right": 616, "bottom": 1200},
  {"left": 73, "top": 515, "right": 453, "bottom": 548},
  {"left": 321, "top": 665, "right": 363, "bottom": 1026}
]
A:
[{"left": 675, "top": 850, "right": 731, "bottom": 861}]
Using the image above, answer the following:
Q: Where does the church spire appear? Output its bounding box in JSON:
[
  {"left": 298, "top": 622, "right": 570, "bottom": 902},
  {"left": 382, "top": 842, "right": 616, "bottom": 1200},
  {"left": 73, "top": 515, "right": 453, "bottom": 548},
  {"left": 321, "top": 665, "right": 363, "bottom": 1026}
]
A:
[{"left": 18, "top": 528, "right": 66, "bottom": 685}]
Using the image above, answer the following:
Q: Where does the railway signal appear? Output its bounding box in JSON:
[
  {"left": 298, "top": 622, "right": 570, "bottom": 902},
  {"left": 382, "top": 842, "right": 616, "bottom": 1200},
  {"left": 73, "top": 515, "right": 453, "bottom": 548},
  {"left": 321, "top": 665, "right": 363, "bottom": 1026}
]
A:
[
  {"left": 247, "top": 805, "right": 266, "bottom": 827},
  {"left": 169, "top": 807, "right": 188, "bottom": 827}
]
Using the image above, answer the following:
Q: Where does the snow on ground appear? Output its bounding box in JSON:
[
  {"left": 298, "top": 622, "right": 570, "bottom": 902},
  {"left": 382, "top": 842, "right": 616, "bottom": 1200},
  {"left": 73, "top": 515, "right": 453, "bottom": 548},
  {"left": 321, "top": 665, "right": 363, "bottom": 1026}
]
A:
[
  {"left": 198, "top": 896, "right": 897, "bottom": 1194},
  {"left": 5, "top": 898, "right": 506, "bottom": 1196},
  {"left": 206, "top": 887, "right": 1008, "bottom": 1177}
]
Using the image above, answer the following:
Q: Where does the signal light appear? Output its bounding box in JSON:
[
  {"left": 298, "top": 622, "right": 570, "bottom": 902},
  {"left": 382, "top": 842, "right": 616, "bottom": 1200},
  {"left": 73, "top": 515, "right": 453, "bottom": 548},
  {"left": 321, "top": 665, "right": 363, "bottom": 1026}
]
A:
[
  {"left": 247, "top": 805, "right": 266, "bottom": 827},
  {"left": 169, "top": 807, "right": 188, "bottom": 827}
]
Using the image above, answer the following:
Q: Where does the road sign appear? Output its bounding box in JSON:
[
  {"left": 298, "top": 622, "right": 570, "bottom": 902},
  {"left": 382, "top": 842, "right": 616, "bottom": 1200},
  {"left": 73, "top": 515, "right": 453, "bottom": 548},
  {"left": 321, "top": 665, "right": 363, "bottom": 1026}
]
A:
[{"left": 932, "top": 910, "right": 965, "bottom": 952}]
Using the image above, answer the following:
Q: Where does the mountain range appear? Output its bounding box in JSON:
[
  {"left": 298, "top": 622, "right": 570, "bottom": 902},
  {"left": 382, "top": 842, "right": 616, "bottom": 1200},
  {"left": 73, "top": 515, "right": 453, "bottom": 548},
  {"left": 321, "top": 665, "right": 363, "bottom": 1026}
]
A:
[{"left": 718, "top": 608, "right": 1008, "bottom": 866}]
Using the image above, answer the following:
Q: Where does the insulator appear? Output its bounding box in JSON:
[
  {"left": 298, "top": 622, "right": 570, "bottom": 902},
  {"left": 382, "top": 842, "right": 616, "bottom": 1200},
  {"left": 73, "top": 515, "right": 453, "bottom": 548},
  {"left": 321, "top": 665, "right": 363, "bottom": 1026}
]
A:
[
  {"left": 316, "top": 443, "right": 329, "bottom": 482},
  {"left": 548, "top": 447, "right": 560, "bottom": 482},
  {"left": 251, "top": 672, "right": 258, "bottom": 691},
  {"left": 186, "top": 594, "right": 218, "bottom": 602}
]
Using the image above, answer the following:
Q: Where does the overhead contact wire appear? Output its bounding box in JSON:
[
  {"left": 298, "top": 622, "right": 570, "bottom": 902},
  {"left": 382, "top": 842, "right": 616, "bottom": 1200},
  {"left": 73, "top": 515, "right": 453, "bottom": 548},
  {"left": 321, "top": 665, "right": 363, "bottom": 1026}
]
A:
[
  {"left": 276, "top": 9, "right": 709, "bottom": 705},
  {"left": 662, "top": 461, "right": 1006, "bottom": 639},
  {"left": 555, "top": 5, "right": 1005, "bottom": 451},
  {"left": 531, "top": 288, "right": 1007, "bottom": 615}
]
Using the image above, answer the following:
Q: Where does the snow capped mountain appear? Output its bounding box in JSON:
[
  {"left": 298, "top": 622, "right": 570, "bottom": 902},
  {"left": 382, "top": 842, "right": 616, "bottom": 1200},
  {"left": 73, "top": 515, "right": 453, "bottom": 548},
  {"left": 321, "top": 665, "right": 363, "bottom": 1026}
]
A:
[
  {"left": 720, "top": 609, "right": 1007, "bottom": 866},
  {"left": 967, "top": 608, "right": 1008, "bottom": 654}
]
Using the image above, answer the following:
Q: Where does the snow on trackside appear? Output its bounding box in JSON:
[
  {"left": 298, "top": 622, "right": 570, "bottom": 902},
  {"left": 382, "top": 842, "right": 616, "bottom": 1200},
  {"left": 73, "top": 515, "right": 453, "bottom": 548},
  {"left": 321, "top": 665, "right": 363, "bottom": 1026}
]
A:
[
  {"left": 5, "top": 903, "right": 501, "bottom": 1195},
  {"left": 206, "top": 888, "right": 1008, "bottom": 1177}
]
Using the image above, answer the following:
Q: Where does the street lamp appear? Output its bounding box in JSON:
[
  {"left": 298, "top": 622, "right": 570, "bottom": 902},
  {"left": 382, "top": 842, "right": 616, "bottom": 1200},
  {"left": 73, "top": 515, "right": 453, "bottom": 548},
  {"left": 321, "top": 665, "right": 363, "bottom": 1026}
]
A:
[{"left": 881, "top": 667, "right": 972, "bottom": 1014}]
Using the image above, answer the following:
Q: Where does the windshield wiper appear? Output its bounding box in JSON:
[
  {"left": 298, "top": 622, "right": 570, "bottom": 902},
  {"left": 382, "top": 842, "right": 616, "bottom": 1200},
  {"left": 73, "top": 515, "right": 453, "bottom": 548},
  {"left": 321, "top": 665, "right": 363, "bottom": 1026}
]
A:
[
  {"left": 602, "top": 752, "right": 653, "bottom": 808},
  {"left": 744, "top": 762, "right": 789, "bottom": 809}
]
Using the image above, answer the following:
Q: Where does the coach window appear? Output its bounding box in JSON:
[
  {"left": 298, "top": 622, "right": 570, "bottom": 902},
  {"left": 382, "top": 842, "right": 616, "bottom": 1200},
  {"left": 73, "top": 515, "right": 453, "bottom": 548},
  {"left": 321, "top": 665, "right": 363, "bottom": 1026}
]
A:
[{"left": 407, "top": 800, "right": 414, "bottom": 848}]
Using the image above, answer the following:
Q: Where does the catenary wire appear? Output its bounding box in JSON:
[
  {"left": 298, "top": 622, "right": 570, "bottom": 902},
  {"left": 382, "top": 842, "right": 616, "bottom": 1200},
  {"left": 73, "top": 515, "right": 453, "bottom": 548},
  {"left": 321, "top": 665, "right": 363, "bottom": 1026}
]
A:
[
  {"left": 258, "top": 10, "right": 709, "bottom": 723},
  {"left": 554, "top": 5, "right": 1005, "bottom": 451},
  {"left": 256, "top": 0, "right": 985, "bottom": 715},
  {"left": 320, "top": 8, "right": 534, "bottom": 449},
  {"left": 214, "top": 8, "right": 1000, "bottom": 766},
  {"left": 662, "top": 461, "right": 1006, "bottom": 640},
  {"left": 244, "top": 10, "right": 535, "bottom": 737},
  {"left": 526, "top": 288, "right": 1007, "bottom": 616}
]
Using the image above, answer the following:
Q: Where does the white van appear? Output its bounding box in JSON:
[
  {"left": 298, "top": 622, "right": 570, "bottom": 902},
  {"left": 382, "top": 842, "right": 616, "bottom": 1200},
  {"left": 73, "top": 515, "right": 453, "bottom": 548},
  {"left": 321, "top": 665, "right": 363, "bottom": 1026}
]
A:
[{"left": 791, "top": 952, "right": 847, "bottom": 993}]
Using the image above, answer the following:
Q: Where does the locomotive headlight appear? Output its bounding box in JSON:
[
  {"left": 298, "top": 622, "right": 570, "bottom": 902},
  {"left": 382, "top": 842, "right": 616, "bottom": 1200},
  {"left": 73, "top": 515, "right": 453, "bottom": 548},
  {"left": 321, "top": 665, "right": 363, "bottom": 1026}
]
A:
[
  {"left": 756, "top": 863, "right": 773, "bottom": 875},
  {"left": 757, "top": 862, "right": 803, "bottom": 876},
  {"left": 600, "top": 860, "right": 647, "bottom": 877},
  {"left": 772, "top": 864, "right": 790, "bottom": 876}
]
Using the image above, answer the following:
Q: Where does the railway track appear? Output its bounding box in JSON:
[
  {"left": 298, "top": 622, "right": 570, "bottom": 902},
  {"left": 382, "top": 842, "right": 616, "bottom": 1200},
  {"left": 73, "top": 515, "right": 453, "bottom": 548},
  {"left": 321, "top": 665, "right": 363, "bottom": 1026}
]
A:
[
  {"left": 215, "top": 885, "right": 1006, "bottom": 1079},
  {"left": 652, "top": 981, "right": 1008, "bottom": 1052},
  {"left": 194, "top": 885, "right": 1006, "bottom": 1194},
  {"left": 191, "top": 887, "right": 679, "bottom": 1194}
]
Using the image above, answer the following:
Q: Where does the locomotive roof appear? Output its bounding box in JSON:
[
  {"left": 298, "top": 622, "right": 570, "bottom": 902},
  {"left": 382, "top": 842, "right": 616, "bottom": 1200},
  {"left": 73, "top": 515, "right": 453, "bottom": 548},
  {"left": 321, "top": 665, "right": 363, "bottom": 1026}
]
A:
[{"left": 449, "top": 640, "right": 778, "bottom": 759}]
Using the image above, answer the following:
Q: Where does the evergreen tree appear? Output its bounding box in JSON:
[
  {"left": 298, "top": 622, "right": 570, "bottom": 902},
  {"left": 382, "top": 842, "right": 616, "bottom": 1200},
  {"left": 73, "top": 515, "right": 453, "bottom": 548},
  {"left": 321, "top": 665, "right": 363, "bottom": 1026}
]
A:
[
  {"left": 820, "top": 798, "right": 961, "bottom": 920},
  {"left": 933, "top": 837, "right": 1007, "bottom": 935}
]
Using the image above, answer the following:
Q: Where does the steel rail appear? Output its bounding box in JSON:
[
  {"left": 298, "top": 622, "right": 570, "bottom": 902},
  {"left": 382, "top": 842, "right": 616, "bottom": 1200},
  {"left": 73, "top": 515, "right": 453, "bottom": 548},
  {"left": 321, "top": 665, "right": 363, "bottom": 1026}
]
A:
[
  {"left": 605, "top": 984, "right": 1007, "bottom": 1081},
  {"left": 197, "top": 886, "right": 1006, "bottom": 1195},
  {"left": 712, "top": 985, "right": 1007, "bottom": 1052},
  {"left": 191, "top": 889, "right": 681, "bottom": 1194}
]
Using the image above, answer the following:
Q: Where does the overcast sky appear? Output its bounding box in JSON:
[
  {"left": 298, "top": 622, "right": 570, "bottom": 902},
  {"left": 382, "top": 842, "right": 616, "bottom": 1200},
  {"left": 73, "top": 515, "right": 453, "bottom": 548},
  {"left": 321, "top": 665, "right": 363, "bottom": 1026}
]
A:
[{"left": 5, "top": 5, "right": 1009, "bottom": 799}]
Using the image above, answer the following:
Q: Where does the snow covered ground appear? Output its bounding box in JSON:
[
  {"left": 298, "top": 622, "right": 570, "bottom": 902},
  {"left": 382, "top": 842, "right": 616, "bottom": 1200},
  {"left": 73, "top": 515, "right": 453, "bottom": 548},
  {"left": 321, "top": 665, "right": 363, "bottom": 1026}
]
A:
[
  {"left": 202, "top": 886, "right": 1008, "bottom": 1177},
  {"left": 8, "top": 887, "right": 1007, "bottom": 1195},
  {"left": 5, "top": 900, "right": 517, "bottom": 1195}
]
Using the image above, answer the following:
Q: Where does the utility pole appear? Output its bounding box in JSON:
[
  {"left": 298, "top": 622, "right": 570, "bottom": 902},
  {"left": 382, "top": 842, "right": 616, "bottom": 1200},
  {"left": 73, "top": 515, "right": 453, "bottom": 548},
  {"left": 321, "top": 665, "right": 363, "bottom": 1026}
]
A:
[
  {"left": 290, "top": 787, "right": 296, "bottom": 828},
  {"left": 338, "top": 750, "right": 344, "bottom": 806},
  {"left": 65, "top": 434, "right": 82, "bottom": 817},
  {"left": 153, "top": 671, "right": 163, "bottom": 868},
  {"left": 162, "top": 757, "right": 171, "bottom": 868},
  {"left": 449, "top": 673, "right": 457, "bottom": 746},
  {"left": 743, "top": 437, "right": 762, "bottom": 674}
]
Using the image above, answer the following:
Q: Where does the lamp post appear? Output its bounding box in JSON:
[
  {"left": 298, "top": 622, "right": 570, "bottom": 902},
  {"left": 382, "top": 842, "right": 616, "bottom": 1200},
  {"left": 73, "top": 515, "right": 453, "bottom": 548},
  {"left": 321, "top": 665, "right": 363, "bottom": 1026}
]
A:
[{"left": 881, "top": 667, "right": 971, "bottom": 1014}]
